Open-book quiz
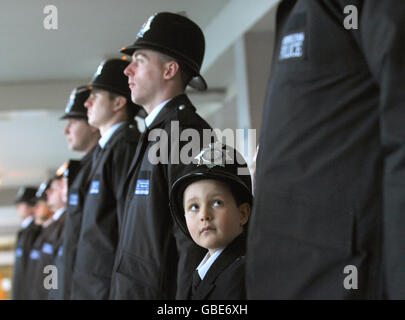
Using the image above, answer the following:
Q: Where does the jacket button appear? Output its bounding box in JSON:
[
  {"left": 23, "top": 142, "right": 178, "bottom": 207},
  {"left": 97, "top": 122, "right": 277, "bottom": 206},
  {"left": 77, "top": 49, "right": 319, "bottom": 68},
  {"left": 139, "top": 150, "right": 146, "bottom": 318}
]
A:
[{"left": 179, "top": 105, "right": 185, "bottom": 110}]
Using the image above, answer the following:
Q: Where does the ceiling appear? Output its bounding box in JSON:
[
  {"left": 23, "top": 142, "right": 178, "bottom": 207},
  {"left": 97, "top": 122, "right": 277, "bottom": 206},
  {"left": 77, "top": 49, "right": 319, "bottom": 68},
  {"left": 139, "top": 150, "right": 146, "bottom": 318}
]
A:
[{"left": 0, "top": 0, "right": 278, "bottom": 198}]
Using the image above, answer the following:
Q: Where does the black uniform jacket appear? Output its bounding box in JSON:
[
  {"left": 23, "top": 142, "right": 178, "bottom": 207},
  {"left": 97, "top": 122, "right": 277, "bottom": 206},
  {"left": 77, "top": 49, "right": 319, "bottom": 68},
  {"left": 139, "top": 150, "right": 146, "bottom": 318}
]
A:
[
  {"left": 50, "top": 148, "right": 95, "bottom": 300},
  {"left": 181, "top": 233, "right": 246, "bottom": 300},
  {"left": 11, "top": 218, "right": 41, "bottom": 300},
  {"left": 247, "top": 0, "right": 405, "bottom": 299},
  {"left": 109, "top": 94, "right": 210, "bottom": 299},
  {"left": 26, "top": 214, "right": 65, "bottom": 300},
  {"left": 71, "top": 122, "right": 140, "bottom": 300}
]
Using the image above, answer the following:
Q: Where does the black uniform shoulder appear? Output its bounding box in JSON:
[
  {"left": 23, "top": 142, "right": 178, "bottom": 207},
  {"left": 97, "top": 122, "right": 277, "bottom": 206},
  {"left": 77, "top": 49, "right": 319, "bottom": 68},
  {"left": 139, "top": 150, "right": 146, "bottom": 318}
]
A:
[
  {"left": 162, "top": 94, "right": 212, "bottom": 132},
  {"left": 106, "top": 122, "right": 141, "bottom": 148}
]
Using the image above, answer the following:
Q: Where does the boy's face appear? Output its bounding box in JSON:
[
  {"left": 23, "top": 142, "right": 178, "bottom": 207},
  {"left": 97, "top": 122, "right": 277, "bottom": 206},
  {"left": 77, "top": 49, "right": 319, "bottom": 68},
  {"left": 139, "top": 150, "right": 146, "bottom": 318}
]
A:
[{"left": 183, "top": 179, "right": 250, "bottom": 255}]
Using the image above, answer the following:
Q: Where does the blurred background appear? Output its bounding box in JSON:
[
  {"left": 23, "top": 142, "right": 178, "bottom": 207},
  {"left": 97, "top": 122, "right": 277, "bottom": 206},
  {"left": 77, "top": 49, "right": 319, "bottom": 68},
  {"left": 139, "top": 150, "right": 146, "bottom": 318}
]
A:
[{"left": 0, "top": 0, "right": 278, "bottom": 298}]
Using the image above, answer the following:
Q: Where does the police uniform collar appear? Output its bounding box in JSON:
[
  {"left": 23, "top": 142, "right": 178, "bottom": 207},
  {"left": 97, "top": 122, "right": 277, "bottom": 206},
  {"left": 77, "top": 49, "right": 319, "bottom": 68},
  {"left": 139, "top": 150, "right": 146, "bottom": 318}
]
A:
[
  {"left": 53, "top": 208, "right": 66, "bottom": 221},
  {"left": 146, "top": 94, "right": 195, "bottom": 130},
  {"left": 98, "top": 122, "right": 125, "bottom": 149},
  {"left": 21, "top": 216, "right": 34, "bottom": 229},
  {"left": 145, "top": 98, "right": 171, "bottom": 128}
]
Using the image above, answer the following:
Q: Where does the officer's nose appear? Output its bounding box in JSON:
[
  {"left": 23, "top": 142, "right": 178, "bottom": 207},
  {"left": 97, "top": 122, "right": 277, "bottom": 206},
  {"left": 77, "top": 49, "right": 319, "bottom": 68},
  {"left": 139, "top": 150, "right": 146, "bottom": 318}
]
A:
[
  {"left": 124, "top": 63, "right": 134, "bottom": 77},
  {"left": 84, "top": 97, "right": 92, "bottom": 109},
  {"left": 63, "top": 122, "right": 70, "bottom": 135}
]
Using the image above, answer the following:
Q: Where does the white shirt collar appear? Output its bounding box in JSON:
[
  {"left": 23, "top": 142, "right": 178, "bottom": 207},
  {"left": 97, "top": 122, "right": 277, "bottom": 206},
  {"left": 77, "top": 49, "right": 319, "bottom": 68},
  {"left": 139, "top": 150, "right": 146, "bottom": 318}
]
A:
[
  {"left": 98, "top": 122, "right": 125, "bottom": 149},
  {"left": 52, "top": 208, "right": 65, "bottom": 221},
  {"left": 196, "top": 249, "right": 223, "bottom": 280},
  {"left": 42, "top": 219, "right": 53, "bottom": 228},
  {"left": 144, "top": 99, "right": 171, "bottom": 128},
  {"left": 21, "top": 216, "right": 34, "bottom": 229}
]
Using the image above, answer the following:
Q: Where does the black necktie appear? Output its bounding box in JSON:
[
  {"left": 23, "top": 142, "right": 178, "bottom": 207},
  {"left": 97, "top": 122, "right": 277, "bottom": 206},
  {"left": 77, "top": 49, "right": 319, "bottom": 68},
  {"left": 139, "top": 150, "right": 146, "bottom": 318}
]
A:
[{"left": 191, "top": 270, "right": 201, "bottom": 296}]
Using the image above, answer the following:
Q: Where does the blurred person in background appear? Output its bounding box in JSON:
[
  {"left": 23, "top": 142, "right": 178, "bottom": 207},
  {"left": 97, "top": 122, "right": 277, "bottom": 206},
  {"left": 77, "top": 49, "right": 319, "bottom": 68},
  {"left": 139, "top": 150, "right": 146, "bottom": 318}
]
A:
[
  {"left": 27, "top": 165, "right": 67, "bottom": 300},
  {"left": 70, "top": 58, "right": 142, "bottom": 299},
  {"left": 12, "top": 187, "right": 42, "bottom": 300},
  {"left": 53, "top": 86, "right": 100, "bottom": 300}
]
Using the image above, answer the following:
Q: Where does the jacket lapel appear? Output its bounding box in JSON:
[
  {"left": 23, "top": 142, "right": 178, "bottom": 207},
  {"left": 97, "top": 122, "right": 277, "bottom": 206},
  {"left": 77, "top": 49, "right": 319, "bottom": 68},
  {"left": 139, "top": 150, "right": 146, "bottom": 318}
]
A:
[{"left": 87, "top": 122, "right": 127, "bottom": 182}]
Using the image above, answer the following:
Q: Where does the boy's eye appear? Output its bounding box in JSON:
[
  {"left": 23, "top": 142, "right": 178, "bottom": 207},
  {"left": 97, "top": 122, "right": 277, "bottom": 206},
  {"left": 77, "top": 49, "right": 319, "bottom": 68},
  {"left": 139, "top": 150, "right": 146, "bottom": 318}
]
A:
[
  {"left": 213, "top": 200, "right": 223, "bottom": 207},
  {"left": 188, "top": 204, "right": 199, "bottom": 212}
]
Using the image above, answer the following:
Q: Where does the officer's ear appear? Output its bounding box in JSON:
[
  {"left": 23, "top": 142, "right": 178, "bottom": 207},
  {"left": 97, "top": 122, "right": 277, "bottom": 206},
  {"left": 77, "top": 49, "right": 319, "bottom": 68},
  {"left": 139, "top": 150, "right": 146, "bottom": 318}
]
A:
[
  {"left": 238, "top": 203, "right": 251, "bottom": 227},
  {"left": 163, "top": 60, "right": 180, "bottom": 81},
  {"left": 112, "top": 96, "right": 127, "bottom": 112}
]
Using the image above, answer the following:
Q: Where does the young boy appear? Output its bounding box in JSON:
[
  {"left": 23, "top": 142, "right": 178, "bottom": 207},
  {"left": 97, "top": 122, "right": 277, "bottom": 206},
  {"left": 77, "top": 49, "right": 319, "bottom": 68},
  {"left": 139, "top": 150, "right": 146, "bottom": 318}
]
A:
[{"left": 170, "top": 143, "right": 253, "bottom": 300}]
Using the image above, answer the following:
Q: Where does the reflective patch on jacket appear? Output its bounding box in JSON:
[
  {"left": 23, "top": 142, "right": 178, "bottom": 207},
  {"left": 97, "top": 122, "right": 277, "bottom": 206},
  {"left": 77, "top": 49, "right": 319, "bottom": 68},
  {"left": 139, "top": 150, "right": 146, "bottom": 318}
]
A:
[
  {"left": 15, "top": 247, "right": 23, "bottom": 258},
  {"left": 89, "top": 181, "right": 100, "bottom": 194},
  {"left": 135, "top": 179, "right": 150, "bottom": 195},
  {"left": 69, "top": 193, "right": 79, "bottom": 206},
  {"left": 42, "top": 242, "right": 54, "bottom": 255},
  {"left": 279, "top": 31, "right": 305, "bottom": 60},
  {"left": 29, "top": 249, "right": 40, "bottom": 260}
]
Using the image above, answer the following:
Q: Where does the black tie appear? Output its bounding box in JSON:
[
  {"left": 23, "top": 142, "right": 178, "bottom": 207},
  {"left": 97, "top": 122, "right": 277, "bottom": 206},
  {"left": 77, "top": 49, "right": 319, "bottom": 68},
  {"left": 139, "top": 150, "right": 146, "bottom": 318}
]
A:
[{"left": 191, "top": 270, "right": 201, "bottom": 296}]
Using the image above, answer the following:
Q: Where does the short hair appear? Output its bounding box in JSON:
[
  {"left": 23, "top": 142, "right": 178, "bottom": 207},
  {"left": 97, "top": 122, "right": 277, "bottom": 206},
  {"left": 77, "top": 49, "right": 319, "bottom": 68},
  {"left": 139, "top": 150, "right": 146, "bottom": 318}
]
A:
[
  {"left": 157, "top": 52, "right": 193, "bottom": 90},
  {"left": 107, "top": 91, "right": 121, "bottom": 101}
]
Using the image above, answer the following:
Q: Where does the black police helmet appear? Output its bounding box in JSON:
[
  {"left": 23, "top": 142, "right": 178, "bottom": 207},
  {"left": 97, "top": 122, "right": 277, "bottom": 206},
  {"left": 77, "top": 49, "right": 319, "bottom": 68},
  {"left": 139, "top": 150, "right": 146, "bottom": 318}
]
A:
[
  {"left": 87, "top": 58, "right": 142, "bottom": 118},
  {"left": 15, "top": 187, "right": 37, "bottom": 206},
  {"left": 60, "top": 86, "right": 90, "bottom": 120},
  {"left": 169, "top": 143, "right": 253, "bottom": 238},
  {"left": 120, "top": 12, "right": 207, "bottom": 91}
]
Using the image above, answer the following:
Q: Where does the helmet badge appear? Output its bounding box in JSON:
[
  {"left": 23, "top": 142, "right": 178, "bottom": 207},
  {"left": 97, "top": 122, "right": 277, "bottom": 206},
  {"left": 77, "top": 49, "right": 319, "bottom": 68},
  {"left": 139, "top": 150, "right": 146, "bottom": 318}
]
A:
[
  {"left": 137, "top": 14, "right": 157, "bottom": 39},
  {"left": 194, "top": 142, "right": 231, "bottom": 168}
]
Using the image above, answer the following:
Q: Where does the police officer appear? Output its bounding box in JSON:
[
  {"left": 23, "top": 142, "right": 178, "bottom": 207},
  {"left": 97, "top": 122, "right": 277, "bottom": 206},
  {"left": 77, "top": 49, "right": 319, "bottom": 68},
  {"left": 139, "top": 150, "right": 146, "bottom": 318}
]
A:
[
  {"left": 40, "top": 165, "right": 67, "bottom": 299},
  {"left": 12, "top": 187, "right": 42, "bottom": 300},
  {"left": 70, "top": 58, "right": 142, "bottom": 299},
  {"left": 25, "top": 180, "right": 54, "bottom": 299},
  {"left": 53, "top": 86, "right": 100, "bottom": 300},
  {"left": 109, "top": 12, "right": 212, "bottom": 299},
  {"left": 23, "top": 165, "right": 67, "bottom": 300},
  {"left": 247, "top": 0, "right": 405, "bottom": 299}
]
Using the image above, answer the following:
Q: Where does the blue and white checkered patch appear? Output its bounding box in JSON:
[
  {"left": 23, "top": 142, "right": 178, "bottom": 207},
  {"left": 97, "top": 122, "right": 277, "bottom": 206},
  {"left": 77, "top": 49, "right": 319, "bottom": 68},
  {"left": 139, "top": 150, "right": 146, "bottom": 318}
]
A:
[
  {"left": 279, "top": 32, "right": 305, "bottom": 60},
  {"left": 29, "top": 249, "right": 40, "bottom": 260},
  {"left": 15, "top": 248, "right": 23, "bottom": 258},
  {"left": 89, "top": 181, "right": 100, "bottom": 194},
  {"left": 135, "top": 179, "right": 150, "bottom": 195},
  {"left": 69, "top": 193, "right": 79, "bottom": 206},
  {"left": 42, "top": 242, "right": 54, "bottom": 255}
]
